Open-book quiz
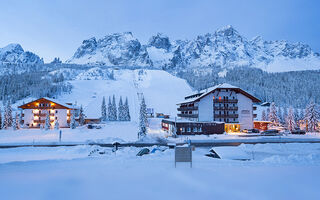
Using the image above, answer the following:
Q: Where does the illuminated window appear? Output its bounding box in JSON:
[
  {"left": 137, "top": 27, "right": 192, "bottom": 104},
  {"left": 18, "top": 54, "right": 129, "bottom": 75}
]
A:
[
  {"left": 219, "top": 96, "right": 222, "bottom": 101},
  {"left": 187, "top": 127, "right": 191, "bottom": 132},
  {"left": 180, "top": 127, "right": 185, "bottom": 132}
]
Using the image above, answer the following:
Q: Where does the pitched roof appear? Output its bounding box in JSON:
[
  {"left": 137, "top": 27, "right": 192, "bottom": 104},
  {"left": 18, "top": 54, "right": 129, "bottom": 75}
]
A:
[
  {"left": 18, "top": 97, "right": 74, "bottom": 109},
  {"left": 178, "top": 83, "right": 261, "bottom": 104}
]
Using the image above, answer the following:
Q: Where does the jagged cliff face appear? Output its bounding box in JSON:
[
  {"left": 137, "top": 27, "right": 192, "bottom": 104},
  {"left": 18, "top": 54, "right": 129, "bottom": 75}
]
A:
[
  {"left": 0, "top": 44, "right": 43, "bottom": 65},
  {"left": 68, "top": 26, "right": 320, "bottom": 72},
  {"left": 69, "top": 32, "right": 152, "bottom": 66}
]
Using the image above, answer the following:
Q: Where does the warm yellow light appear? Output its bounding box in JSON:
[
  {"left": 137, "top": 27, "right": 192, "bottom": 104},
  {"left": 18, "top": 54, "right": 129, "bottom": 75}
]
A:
[
  {"left": 36, "top": 103, "right": 39, "bottom": 106},
  {"left": 50, "top": 109, "right": 55, "bottom": 113},
  {"left": 67, "top": 110, "right": 70, "bottom": 114},
  {"left": 34, "top": 116, "right": 39, "bottom": 120}
]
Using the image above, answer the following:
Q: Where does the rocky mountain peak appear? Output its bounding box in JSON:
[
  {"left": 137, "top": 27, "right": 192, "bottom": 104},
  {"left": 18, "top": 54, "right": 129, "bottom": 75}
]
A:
[{"left": 148, "top": 33, "right": 171, "bottom": 50}]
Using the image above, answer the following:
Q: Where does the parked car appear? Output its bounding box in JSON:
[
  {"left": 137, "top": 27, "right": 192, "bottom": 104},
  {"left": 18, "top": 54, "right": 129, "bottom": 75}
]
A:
[
  {"left": 291, "top": 130, "right": 306, "bottom": 135},
  {"left": 261, "top": 129, "right": 279, "bottom": 136},
  {"left": 243, "top": 129, "right": 260, "bottom": 133}
]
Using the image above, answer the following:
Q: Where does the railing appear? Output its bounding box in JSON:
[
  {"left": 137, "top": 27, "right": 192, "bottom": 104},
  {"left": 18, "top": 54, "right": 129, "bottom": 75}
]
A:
[
  {"left": 33, "top": 113, "right": 55, "bottom": 117},
  {"left": 214, "top": 114, "right": 239, "bottom": 118},
  {"left": 213, "top": 99, "right": 238, "bottom": 103},
  {"left": 177, "top": 114, "right": 198, "bottom": 118},
  {"left": 214, "top": 106, "right": 238, "bottom": 111},
  {"left": 33, "top": 119, "right": 55, "bottom": 123},
  {"left": 177, "top": 106, "right": 198, "bottom": 111}
]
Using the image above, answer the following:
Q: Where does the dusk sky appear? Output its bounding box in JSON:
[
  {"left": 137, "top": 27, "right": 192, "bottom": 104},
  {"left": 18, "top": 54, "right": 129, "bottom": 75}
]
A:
[{"left": 0, "top": 0, "right": 319, "bottom": 62}]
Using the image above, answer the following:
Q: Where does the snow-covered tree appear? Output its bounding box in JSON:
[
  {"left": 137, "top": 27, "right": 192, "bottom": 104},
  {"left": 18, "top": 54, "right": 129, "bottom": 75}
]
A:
[
  {"left": 304, "top": 101, "right": 320, "bottom": 132},
  {"left": 124, "top": 97, "right": 131, "bottom": 121},
  {"left": 107, "top": 96, "right": 112, "bottom": 121},
  {"left": 118, "top": 96, "right": 124, "bottom": 121},
  {"left": 4, "top": 101, "right": 13, "bottom": 129},
  {"left": 44, "top": 111, "right": 50, "bottom": 130},
  {"left": 261, "top": 110, "right": 267, "bottom": 121},
  {"left": 70, "top": 110, "right": 76, "bottom": 129},
  {"left": 0, "top": 106, "right": 2, "bottom": 129},
  {"left": 19, "top": 109, "right": 23, "bottom": 127},
  {"left": 12, "top": 112, "right": 19, "bottom": 130},
  {"left": 138, "top": 97, "right": 147, "bottom": 139},
  {"left": 79, "top": 105, "right": 85, "bottom": 126},
  {"left": 101, "top": 96, "right": 107, "bottom": 121},
  {"left": 278, "top": 107, "right": 283, "bottom": 125},
  {"left": 286, "top": 107, "right": 296, "bottom": 131},
  {"left": 268, "top": 102, "right": 279, "bottom": 126},
  {"left": 112, "top": 95, "right": 117, "bottom": 121},
  {"left": 54, "top": 119, "right": 59, "bottom": 130}
]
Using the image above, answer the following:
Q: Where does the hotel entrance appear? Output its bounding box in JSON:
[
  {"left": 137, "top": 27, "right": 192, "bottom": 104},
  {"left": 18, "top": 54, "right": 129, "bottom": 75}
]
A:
[{"left": 225, "top": 123, "right": 240, "bottom": 133}]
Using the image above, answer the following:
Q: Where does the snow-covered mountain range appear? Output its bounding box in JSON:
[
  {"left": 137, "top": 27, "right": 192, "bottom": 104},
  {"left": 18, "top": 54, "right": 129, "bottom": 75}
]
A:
[
  {"left": 68, "top": 26, "right": 320, "bottom": 72},
  {"left": 0, "top": 43, "right": 43, "bottom": 65}
]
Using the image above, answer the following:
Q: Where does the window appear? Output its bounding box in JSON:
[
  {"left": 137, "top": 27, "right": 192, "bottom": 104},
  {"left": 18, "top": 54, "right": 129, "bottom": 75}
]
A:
[
  {"left": 180, "top": 127, "right": 185, "bottom": 132},
  {"left": 55, "top": 110, "right": 58, "bottom": 113},
  {"left": 55, "top": 117, "right": 58, "bottom": 120},
  {"left": 187, "top": 127, "right": 191, "bottom": 132},
  {"left": 219, "top": 96, "right": 222, "bottom": 101},
  {"left": 193, "top": 127, "right": 198, "bottom": 132},
  {"left": 199, "top": 127, "right": 202, "bottom": 132}
]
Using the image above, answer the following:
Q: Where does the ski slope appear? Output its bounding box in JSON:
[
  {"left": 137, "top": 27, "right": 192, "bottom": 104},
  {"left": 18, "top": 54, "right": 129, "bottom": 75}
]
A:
[{"left": 54, "top": 69, "right": 192, "bottom": 121}]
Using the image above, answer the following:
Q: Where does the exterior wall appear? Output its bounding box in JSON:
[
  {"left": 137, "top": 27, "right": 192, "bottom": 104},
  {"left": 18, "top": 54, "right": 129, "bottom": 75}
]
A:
[
  {"left": 237, "top": 93, "right": 253, "bottom": 130},
  {"left": 22, "top": 108, "right": 70, "bottom": 128},
  {"left": 161, "top": 120, "right": 225, "bottom": 135},
  {"left": 212, "top": 89, "right": 238, "bottom": 123},
  {"left": 198, "top": 93, "right": 213, "bottom": 121},
  {"left": 23, "top": 109, "right": 33, "bottom": 127},
  {"left": 55, "top": 109, "right": 69, "bottom": 127}
]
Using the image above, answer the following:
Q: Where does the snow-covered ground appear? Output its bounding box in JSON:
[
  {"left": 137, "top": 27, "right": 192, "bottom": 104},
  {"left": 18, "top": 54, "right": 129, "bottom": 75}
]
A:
[{"left": 0, "top": 143, "right": 320, "bottom": 200}]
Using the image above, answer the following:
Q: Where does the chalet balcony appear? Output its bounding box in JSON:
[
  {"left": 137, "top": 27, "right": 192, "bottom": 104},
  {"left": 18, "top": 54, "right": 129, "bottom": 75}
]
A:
[
  {"left": 214, "top": 114, "right": 239, "bottom": 118},
  {"left": 33, "top": 119, "right": 55, "bottom": 123},
  {"left": 213, "top": 99, "right": 238, "bottom": 103},
  {"left": 34, "top": 113, "right": 55, "bottom": 117},
  {"left": 177, "top": 106, "right": 198, "bottom": 111},
  {"left": 177, "top": 113, "right": 198, "bottom": 118},
  {"left": 214, "top": 106, "right": 238, "bottom": 111}
]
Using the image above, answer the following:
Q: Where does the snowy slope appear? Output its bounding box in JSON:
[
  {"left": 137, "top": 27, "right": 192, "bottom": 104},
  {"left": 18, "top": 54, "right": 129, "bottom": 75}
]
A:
[{"left": 55, "top": 69, "right": 193, "bottom": 120}]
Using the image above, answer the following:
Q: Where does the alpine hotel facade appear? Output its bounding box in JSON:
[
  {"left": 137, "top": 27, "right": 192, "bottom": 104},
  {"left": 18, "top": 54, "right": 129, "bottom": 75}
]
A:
[
  {"left": 19, "top": 97, "right": 74, "bottom": 128},
  {"left": 162, "top": 83, "right": 260, "bottom": 135}
]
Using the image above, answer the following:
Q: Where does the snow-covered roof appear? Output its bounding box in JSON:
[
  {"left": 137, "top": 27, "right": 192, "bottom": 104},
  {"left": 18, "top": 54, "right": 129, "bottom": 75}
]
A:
[
  {"left": 163, "top": 118, "right": 225, "bottom": 124},
  {"left": 19, "top": 97, "right": 75, "bottom": 109},
  {"left": 178, "top": 83, "right": 260, "bottom": 104}
]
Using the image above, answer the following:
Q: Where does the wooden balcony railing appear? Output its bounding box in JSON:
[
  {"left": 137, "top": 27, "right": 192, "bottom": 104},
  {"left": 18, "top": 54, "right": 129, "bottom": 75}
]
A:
[
  {"left": 177, "top": 106, "right": 198, "bottom": 111},
  {"left": 213, "top": 99, "right": 238, "bottom": 103},
  {"left": 177, "top": 113, "right": 198, "bottom": 118},
  {"left": 214, "top": 114, "right": 239, "bottom": 118},
  {"left": 214, "top": 107, "right": 238, "bottom": 111}
]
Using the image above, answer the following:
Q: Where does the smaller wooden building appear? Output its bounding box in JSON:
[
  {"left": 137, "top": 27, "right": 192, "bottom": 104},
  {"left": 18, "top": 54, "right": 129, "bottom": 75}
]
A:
[
  {"left": 254, "top": 121, "right": 272, "bottom": 131},
  {"left": 162, "top": 119, "right": 225, "bottom": 135}
]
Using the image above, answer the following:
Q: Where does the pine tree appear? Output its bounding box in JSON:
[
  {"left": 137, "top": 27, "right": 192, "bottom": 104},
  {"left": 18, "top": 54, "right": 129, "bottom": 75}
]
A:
[
  {"left": 304, "top": 101, "right": 320, "bottom": 132},
  {"left": 54, "top": 119, "right": 59, "bottom": 130},
  {"left": 44, "top": 111, "right": 50, "bottom": 130},
  {"left": 19, "top": 109, "right": 23, "bottom": 127},
  {"left": 79, "top": 105, "right": 85, "bottom": 126},
  {"left": 4, "top": 101, "right": 13, "bottom": 129},
  {"left": 277, "top": 107, "right": 283, "bottom": 125},
  {"left": 269, "top": 102, "right": 279, "bottom": 126},
  {"left": 124, "top": 97, "right": 131, "bottom": 121},
  {"left": 261, "top": 110, "right": 267, "bottom": 121},
  {"left": 286, "top": 107, "right": 296, "bottom": 131},
  {"left": 0, "top": 106, "right": 2, "bottom": 130},
  {"left": 12, "top": 112, "right": 19, "bottom": 130},
  {"left": 70, "top": 110, "right": 76, "bottom": 129},
  {"left": 118, "top": 96, "right": 124, "bottom": 121},
  {"left": 138, "top": 97, "right": 147, "bottom": 139},
  {"left": 112, "top": 95, "right": 117, "bottom": 121},
  {"left": 107, "top": 96, "right": 113, "bottom": 121},
  {"left": 101, "top": 96, "right": 107, "bottom": 121}
]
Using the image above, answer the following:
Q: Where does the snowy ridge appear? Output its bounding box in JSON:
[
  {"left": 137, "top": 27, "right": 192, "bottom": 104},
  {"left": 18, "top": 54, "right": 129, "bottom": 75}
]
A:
[
  {"left": 0, "top": 43, "right": 43, "bottom": 65},
  {"left": 68, "top": 26, "right": 320, "bottom": 72}
]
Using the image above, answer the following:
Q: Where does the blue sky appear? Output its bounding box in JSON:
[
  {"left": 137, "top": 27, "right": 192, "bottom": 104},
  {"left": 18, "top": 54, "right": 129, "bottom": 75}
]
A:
[{"left": 0, "top": 0, "right": 319, "bottom": 62}]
